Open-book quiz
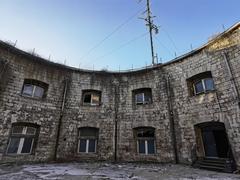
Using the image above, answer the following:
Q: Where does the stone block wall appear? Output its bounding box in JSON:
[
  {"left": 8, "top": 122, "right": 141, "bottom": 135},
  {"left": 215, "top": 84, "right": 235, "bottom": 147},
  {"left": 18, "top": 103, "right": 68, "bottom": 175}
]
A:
[{"left": 0, "top": 24, "right": 239, "bottom": 168}]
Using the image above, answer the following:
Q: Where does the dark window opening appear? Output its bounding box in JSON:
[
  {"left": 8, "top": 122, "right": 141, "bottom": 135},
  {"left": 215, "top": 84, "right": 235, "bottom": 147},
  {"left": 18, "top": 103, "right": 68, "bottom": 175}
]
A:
[
  {"left": 187, "top": 72, "right": 215, "bottom": 96},
  {"left": 132, "top": 88, "right": 152, "bottom": 105},
  {"left": 7, "top": 123, "right": 39, "bottom": 155},
  {"left": 21, "top": 79, "right": 48, "bottom": 99},
  {"left": 82, "top": 90, "right": 101, "bottom": 106},
  {"left": 78, "top": 127, "right": 99, "bottom": 153}
]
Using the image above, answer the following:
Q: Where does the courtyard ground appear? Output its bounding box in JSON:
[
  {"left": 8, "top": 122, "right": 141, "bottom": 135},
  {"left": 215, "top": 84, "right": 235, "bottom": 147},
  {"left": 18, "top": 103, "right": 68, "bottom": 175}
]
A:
[{"left": 0, "top": 162, "right": 239, "bottom": 180}]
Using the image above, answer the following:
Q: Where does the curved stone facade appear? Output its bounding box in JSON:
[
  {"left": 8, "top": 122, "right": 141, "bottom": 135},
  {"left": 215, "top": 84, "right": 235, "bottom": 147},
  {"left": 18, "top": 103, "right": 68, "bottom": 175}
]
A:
[{"left": 0, "top": 23, "right": 240, "bottom": 169}]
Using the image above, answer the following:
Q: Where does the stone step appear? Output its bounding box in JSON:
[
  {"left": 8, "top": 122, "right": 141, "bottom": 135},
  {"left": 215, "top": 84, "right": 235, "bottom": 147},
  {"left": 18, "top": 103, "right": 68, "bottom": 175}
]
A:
[{"left": 199, "top": 164, "right": 225, "bottom": 172}]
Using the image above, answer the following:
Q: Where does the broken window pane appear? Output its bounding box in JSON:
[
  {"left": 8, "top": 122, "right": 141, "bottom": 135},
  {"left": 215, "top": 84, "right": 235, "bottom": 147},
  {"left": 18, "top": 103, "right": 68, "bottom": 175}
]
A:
[
  {"left": 83, "top": 94, "right": 91, "bottom": 104},
  {"left": 91, "top": 94, "right": 100, "bottom": 105},
  {"left": 7, "top": 137, "right": 21, "bottom": 154},
  {"left": 22, "top": 84, "right": 33, "bottom": 96},
  {"left": 88, "top": 139, "right": 96, "bottom": 152},
  {"left": 138, "top": 140, "right": 145, "bottom": 154},
  {"left": 21, "top": 137, "right": 33, "bottom": 154},
  {"left": 79, "top": 139, "right": 87, "bottom": 152},
  {"left": 34, "top": 86, "right": 44, "bottom": 98}
]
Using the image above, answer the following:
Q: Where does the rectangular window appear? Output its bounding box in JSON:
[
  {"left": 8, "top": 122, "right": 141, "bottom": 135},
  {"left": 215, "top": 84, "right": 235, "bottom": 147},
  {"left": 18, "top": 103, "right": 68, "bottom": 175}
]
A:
[
  {"left": 135, "top": 127, "right": 155, "bottom": 155},
  {"left": 82, "top": 90, "right": 101, "bottom": 106},
  {"left": 78, "top": 127, "right": 98, "bottom": 153},
  {"left": 7, "top": 125, "right": 38, "bottom": 155},
  {"left": 133, "top": 88, "right": 152, "bottom": 105}
]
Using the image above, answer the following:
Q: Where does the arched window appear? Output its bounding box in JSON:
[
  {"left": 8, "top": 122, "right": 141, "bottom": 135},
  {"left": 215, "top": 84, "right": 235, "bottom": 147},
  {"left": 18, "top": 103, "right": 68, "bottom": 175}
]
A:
[
  {"left": 7, "top": 123, "right": 39, "bottom": 155},
  {"left": 21, "top": 79, "right": 48, "bottom": 98},
  {"left": 78, "top": 127, "right": 99, "bottom": 153},
  {"left": 134, "top": 127, "right": 155, "bottom": 155},
  {"left": 187, "top": 72, "right": 215, "bottom": 96}
]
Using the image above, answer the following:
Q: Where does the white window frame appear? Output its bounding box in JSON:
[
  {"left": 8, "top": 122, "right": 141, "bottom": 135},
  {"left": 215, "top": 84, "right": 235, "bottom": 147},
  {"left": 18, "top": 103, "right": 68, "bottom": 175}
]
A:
[
  {"left": 78, "top": 139, "right": 97, "bottom": 153},
  {"left": 135, "top": 92, "right": 151, "bottom": 105},
  {"left": 193, "top": 78, "right": 214, "bottom": 95},
  {"left": 137, "top": 139, "right": 155, "bottom": 155},
  {"left": 22, "top": 84, "right": 44, "bottom": 98},
  {"left": 7, "top": 126, "right": 36, "bottom": 155}
]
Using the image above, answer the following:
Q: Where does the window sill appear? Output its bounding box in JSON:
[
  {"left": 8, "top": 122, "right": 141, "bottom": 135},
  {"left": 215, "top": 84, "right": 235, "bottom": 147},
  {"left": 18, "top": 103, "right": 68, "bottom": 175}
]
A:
[
  {"left": 191, "top": 90, "right": 216, "bottom": 97},
  {"left": 76, "top": 152, "right": 97, "bottom": 157},
  {"left": 5, "top": 153, "right": 34, "bottom": 156},
  {"left": 20, "top": 94, "right": 46, "bottom": 101},
  {"left": 137, "top": 153, "right": 157, "bottom": 157}
]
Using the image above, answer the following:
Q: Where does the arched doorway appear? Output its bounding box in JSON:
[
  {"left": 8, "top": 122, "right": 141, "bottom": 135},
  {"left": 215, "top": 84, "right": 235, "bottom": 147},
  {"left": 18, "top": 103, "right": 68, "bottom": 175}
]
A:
[{"left": 195, "top": 122, "right": 230, "bottom": 158}]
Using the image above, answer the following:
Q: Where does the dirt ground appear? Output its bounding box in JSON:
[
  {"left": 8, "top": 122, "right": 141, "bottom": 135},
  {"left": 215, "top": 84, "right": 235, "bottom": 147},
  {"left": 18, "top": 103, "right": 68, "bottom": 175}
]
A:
[{"left": 0, "top": 162, "right": 239, "bottom": 180}]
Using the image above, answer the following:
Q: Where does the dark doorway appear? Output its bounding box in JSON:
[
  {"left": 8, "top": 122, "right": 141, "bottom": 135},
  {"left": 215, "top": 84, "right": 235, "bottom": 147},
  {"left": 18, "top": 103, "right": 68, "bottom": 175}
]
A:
[{"left": 197, "top": 122, "right": 230, "bottom": 158}]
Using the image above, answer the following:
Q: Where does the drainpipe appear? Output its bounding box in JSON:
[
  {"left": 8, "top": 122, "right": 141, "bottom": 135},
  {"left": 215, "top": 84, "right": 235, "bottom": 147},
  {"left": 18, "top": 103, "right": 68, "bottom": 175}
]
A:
[
  {"left": 222, "top": 52, "right": 239, "bottom": 167},
  {"left": 114, "top": 83, "right": 119, "bottom": 162},
  {"left": 222, "top": 52, "right": 240, "bottom": 103},
  {"left": 54, "top": 78, "right": 68, "bottom": 161},
  {"left": 166, "top": 75, "right": 179, "bottom": 164}
]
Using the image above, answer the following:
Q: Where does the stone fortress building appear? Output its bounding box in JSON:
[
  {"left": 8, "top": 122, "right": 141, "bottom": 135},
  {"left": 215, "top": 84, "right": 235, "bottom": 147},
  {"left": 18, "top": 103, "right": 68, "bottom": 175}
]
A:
[{"left": 0, "top": 22, "right": 240, "bottom": 172}]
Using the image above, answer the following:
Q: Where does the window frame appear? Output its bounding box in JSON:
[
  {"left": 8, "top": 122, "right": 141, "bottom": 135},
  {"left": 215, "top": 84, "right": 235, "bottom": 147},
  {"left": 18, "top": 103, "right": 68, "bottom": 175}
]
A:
[
  {"left": 77, "top": 127, "right": 99, "bottom": 154},
  {"left": 193, "top": 78, "right": 215, "bottom": 95},
  {"left": 187, "top": 71, "right": 215, "bottom": 96},
  {"left": 82, "top": 90, "right": 101, "bottom": 106},
  {"left": 6, "top": 124, "right": 39, "bottom": 155},
  {"left": 133, "top": 88, "right": 152, "bottom": 105},
  {"left": 134, "top": 127, "right": 156, "bottom": 155},
  {"left": 21, "top": 79, "right": 48, "bottom": 99}
]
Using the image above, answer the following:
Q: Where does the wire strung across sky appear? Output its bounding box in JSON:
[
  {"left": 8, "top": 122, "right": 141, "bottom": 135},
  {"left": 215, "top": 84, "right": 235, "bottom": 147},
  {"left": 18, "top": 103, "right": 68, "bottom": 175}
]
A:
[
  {"left": 85, "top": 31, "right": 149, "bottom": 67},
  {"left": 79, "top": 3, "right": 145, "bottom": 62}
]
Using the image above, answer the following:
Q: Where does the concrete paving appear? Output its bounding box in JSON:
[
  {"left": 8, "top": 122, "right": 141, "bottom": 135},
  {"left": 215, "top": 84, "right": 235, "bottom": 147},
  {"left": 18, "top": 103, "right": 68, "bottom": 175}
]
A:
[{"left": 0, "top": 162, "right": 239, "bottom": 180}]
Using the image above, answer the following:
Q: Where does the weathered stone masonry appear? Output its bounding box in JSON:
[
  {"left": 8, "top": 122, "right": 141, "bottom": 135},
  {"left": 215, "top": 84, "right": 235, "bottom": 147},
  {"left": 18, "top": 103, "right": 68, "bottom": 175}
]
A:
[{"left": 0, "top": 23, "right": 239, "bottom": 170}]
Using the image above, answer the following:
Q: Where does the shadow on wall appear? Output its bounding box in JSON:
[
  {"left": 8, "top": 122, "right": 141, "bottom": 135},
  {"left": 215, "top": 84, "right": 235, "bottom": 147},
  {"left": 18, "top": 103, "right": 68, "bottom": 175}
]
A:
[{"left": 0, "top": 59, "right": 9, "bottom": 92}]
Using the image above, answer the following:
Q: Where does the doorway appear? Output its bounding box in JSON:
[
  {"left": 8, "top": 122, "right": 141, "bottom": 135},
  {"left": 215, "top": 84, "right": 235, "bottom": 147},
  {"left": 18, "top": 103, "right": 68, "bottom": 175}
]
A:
[{"left": 195, "top": 122, "right": 230, "bottom": 158}]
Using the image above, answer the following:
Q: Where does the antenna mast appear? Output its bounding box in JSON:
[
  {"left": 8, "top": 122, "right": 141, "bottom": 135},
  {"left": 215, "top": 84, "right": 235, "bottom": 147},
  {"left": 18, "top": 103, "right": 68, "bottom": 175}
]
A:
[{"left": 140, "top": 0, "right": 159, "bottom": 65}]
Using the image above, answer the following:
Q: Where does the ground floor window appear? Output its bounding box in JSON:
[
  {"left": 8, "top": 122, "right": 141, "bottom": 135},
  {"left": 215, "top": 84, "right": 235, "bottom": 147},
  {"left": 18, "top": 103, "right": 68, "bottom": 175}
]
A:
[
  {"left": 134, "top": 127, "right": 155, "bottom": 155},
  {"left": 7, "top": 124, "right": 39, "bottom": 155},
  {"left": 78, "top": 127, "right": 98, "bottom": 153}
]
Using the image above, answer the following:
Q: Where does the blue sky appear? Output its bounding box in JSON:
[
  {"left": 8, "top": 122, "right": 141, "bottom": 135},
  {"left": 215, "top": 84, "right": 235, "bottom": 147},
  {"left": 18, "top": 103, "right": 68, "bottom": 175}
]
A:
[{"left": 0, "top": 0, "right": 239, "bottom": 70}]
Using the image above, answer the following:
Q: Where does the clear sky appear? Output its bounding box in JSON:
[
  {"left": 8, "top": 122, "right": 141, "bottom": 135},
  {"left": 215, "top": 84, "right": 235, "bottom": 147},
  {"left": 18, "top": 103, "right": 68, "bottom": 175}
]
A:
[{"left": 0, "top": 0, "right": 239, "bottom": 70}]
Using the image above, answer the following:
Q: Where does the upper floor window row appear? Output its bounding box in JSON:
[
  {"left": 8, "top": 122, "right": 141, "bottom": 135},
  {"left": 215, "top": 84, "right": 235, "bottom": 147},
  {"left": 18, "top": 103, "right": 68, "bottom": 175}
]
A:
[
  {"left": 22, "top": 79, "right": 48, "bottom": 99},
  {"left": 187, "top": 71, "right": 215, "bottom": 96}
]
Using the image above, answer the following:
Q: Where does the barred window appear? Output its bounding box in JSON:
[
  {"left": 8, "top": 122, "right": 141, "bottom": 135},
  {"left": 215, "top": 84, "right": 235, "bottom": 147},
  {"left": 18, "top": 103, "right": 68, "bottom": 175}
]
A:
[
  {"left": 7, "top": 124, "right": 39, "bottom": 155},
  {"left": 78, "top": 127, "right": 98, "bottom": 153}
]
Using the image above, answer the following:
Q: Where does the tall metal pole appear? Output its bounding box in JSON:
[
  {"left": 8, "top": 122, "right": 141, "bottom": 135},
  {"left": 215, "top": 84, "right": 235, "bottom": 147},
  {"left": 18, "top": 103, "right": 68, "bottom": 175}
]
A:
[{"left": 146, "top": 0, "right": 155, "bottom": 65}]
